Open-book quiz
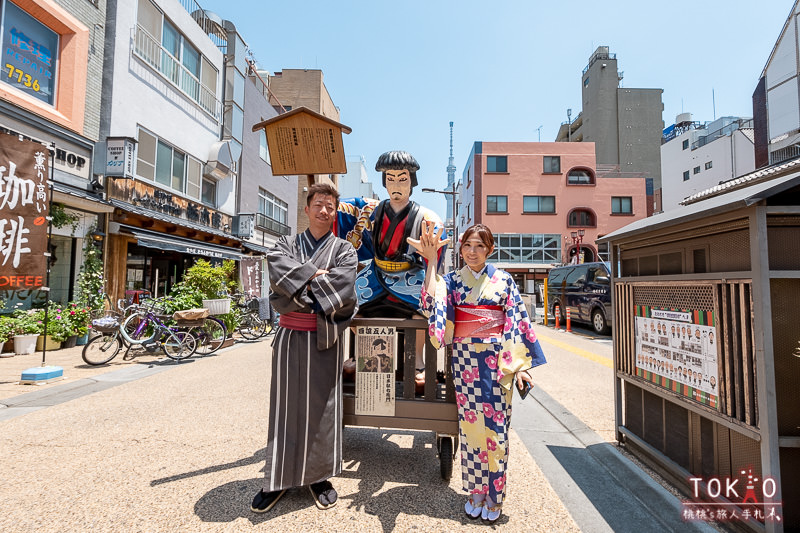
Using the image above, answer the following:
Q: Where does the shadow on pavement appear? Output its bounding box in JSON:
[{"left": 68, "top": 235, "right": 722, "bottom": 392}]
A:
[{"left": 188, "top": 427, "right": 476, "bottom": 531}]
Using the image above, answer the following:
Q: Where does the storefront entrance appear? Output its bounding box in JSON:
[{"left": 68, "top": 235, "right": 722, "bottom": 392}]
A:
[{"left": 126, "top": 244, "right": 194, "bottom": 299}]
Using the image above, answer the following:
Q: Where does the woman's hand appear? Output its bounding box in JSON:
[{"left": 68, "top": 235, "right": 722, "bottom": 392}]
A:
[
  {"left": 407, "top": 221, "right": 450, "bottom": 264},
  {"left": 515, "top": 370, "right": 533, "bottom": 391}
]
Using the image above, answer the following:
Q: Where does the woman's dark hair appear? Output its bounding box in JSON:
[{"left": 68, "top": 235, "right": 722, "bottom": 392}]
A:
[
  {"left": 306, "top": 183, "right": 340, "bottom": 206},
  {"left": 460, "top": 223, "right": 495, "bottom": 251}
]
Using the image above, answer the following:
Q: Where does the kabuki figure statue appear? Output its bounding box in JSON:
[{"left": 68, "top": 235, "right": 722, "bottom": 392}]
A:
[{"left": 335, "top": 150, "right": 446, "bottom": 318}]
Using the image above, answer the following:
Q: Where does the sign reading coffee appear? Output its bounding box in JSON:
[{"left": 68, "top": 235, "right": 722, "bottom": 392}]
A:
[{"left": 0, "top": 133, "right": 49, "bottom": 289}]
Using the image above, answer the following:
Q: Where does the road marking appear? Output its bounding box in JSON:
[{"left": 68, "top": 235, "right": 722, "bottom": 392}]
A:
[{"left": 536, "top": 331, "right": 613, "bottom": 368}]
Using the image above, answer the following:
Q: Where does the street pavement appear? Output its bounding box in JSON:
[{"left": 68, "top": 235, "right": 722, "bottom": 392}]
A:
[{"left": 0, "top": 327, "right": 716, "bottom": 532}]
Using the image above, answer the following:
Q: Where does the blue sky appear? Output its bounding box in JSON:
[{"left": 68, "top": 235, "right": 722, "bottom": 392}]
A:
[{"left": 200, "top": 0, "right": 792, "bottom": 215}]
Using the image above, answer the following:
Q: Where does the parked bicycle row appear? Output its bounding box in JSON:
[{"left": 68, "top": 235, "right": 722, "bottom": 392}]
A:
[{"left": 82, "top": 291, "right": 274, "bottom": 366}]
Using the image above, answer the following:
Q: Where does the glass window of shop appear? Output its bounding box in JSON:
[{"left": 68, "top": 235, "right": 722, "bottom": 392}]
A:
[
  {"left": 0, "top": 1, "right": 59, "bottom": 105},
  {"left": 201, "top": 178, "right": 216, "bottom": 207}
]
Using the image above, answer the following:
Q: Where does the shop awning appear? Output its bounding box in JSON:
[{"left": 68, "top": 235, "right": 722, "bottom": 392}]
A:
[
  {"left": 121, "top": 225, "right": 244, "bottom": 261},
  {"left": 52, "top": 182, "right": 114, "bottom": 213},
  {"left": 242, "top": 241, "right": 271, "bottom": 255}
]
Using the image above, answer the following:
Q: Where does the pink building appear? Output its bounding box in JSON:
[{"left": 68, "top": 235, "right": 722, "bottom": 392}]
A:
[{"left": 459, "top": 141, "right": 648, "bottom": 292}]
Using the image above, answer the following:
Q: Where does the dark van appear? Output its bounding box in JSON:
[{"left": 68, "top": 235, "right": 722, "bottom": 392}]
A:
[{"left": 547, "top": 261, "right": 612, "bottom": 334}]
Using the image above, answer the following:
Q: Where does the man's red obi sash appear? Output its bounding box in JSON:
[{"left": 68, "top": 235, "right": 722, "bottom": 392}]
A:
[
  {"left": 279, "top": 311, "right": 317, "bottom": 331},
  {"left": 454, "top": 305, "right": 505, "bottom": 338}
]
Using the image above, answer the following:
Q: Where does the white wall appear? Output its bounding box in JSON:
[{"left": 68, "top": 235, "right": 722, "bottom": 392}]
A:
[
  {"left": 660, "top": 128, "right": 755, "bottom": 212},
  {"left": 106, "top": 0, "right": 227, "bottom": 206}
]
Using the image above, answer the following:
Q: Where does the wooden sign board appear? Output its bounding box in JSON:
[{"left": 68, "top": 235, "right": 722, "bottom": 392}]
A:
[{"left": 252, "top": 107, "right": 351, "bottom": 176}]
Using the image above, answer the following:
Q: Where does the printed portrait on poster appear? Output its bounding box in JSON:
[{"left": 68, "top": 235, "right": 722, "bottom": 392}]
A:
[{"left": 354, "top": 325, "right": 396, "bottom": 417}]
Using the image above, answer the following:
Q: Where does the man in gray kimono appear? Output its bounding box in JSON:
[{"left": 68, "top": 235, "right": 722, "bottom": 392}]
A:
[{"left": 252, "top": 183, "right": 358, "bottom": 513}]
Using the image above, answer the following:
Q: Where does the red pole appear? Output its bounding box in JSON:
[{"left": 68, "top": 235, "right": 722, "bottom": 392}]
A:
[
  {"left": 566, "top": 307, "right": 572, "bottom": 332},
  {"left": 555, "top": 305, "right": 560, "bottom": 329}
]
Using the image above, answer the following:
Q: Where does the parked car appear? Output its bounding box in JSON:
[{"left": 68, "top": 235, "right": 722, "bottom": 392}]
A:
[{"left": 547, "top": 261, "right": 612, "bottom": 335}]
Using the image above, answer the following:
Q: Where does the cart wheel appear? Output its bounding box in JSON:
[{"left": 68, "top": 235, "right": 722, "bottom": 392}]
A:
[{"left": 439, "top": 437, "right": 454, "bottom": 480}]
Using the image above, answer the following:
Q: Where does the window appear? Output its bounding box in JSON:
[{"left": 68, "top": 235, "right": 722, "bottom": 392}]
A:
[
  {"left": 136, "top": 127, "right": 203, "bottom": 199},
  {"left": 1, "top": 2, "right": 59, "bottom": 105},
  {"left": 583, "top": 76, "right": 589, "bottom": 87},
  {"left": 258, "top": 189, "right": 288, "bottom": 225},
  {"left": 486, "top": 156, "right": 507, "bottom": 173},
  {"left": 568, "top": 208, "right": 596, "bottom": 227},
  {"left": 201, "top": 178, "right": 216, "bottom": 207},
  {"left": 682, "top": 139, "right": 689, "bottom": 150},
  {"left": 258, "top": 130, "right": 270, "bottom": 163},
  {"left": 543, "top": 156, "right": 561, "bottom": 174},
  {"left": 683, "top": 170, "right": 690, "bottom": 181},
  {"left": 705, "top": 161, "right": 713, "bottom": 170},
  {"left": 597, "top": 242, "right": 609, "bottom": 262},
  {"left": 567, "top": 168, "right": 594, "bottom": 185},
  {"left": 134, "top": 0, "right": 219, "bottom": 118},
  {"left": 611, "top": 196, "right": 632, "bottom": 214},
  {"left": 693, "top": 166, "right": 701, "bottom": 174},
  {"left": 489, "top": 233, "right": 561, "bottom": 264},
  {"left": 486, "top": 195, "right": 507, "bottom": 213},
  {"left": 523, "top": 196, "right": 555, "bottom": 213}
]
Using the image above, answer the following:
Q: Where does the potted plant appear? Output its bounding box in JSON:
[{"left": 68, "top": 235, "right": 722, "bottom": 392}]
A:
[
  {"left": 10, "top": 312, "right": 41, "bottom": 355},
  {"left": 0, "top": 315, "right": 14, "bottom": 357},
  {"left": 30, "top": 304, "right": 69, "bottom": 351},
  {"left": 180, "top": 259, "right": 236, "bottom": 315},
  {"left": 62, "top": 302, "right": 91, "bottom": 347}
]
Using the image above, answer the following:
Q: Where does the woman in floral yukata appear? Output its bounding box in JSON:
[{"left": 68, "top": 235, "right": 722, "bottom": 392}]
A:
[{"left": 407, "top": 222, "right": 547, "bottom": 524}]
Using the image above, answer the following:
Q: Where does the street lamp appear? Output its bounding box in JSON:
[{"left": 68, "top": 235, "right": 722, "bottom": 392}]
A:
[
  {"left": 421, "top": 186, "right": 458, "bottom": 270},
  {"left": 570, "top": 228, "right": 585, "bottom": 264},
  {"left": 567, "top": 108, "right": 572, "bottom": 142}
]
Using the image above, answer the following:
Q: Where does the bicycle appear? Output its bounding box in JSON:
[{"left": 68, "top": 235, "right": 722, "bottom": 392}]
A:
[
  {"left": 231, "top": 292, "right": 270, "bottom": 340},
  {"left": 81, "top": 299, "right": 141, "bottom": 366},
  {"left": 118, "top": 298, "right": 196, "bottom": 361},
  {"left": 173, "top": 308, "right": 227, "bottom": 355}
]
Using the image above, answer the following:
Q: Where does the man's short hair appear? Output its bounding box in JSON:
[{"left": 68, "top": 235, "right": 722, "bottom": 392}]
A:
[
  {"left": 375, "top": 150, "right": 419, "bottom": 189},
  {"left": 306, "top": 183, "right": 340, "bottom": 206},
  {"left": 372, "top": 338, "right": 387, "bottom": 348}
]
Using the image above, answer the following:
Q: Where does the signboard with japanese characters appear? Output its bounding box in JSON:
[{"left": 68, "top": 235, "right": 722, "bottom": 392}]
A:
[
  {"left": 0, "top": 133, "right": 49, "bottom": 289},
  {"left": 251, "top": 107, "right": 351, "bottom": 176},
  {"left": 240, "top": 256, "right": 262, "bottom": 297},
  {"left": 354, "top": 325, "right": 396, "bottom": 417},
  {"left": 634, "top": 305, "right": 719, "bottom": 408}
]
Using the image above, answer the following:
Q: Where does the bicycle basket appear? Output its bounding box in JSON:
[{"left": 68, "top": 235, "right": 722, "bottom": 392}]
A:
[
  {"left": 91, "top": 315, "right": 120, "bottom": 333},
  {"left": 247, "top": 299, "right": 260, "bottom": 312},
  {"left": 173, "top": 308, "right": 209, "bottom": 322}
]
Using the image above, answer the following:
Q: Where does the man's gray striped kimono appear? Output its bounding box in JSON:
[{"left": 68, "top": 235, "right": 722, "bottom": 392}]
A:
[{"left": 263, "top": 230, "right": 358, "bottom": 491}]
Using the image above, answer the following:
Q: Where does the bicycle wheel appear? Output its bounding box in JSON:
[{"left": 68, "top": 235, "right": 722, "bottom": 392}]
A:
[
  {"left": 162, "top": 330, "right": 195, "bottom": 361},
  {"left": 82, "top": 332, "right": 122, "bottom": 365},
  {"left": 193, "top": 317, "right": 226, "bottom": 355},
  {"left": 120, "top": 313, "right": 157, "bottom": 345},
  {"left": 239, "top": 313, "right": 262, "bottom": 340},
  {"left": 251, "top": 315, "right": 268, "bottom": 338}
]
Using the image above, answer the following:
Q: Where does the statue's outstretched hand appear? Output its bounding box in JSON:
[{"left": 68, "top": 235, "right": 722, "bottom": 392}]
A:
[{"left": 407, "top": 221, "right": 450, "bottom": 264}]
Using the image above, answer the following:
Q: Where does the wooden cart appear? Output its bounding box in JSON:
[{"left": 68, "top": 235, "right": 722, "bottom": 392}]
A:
[{"left": 343, "top": 316, "right": 458, "bottom": 479}]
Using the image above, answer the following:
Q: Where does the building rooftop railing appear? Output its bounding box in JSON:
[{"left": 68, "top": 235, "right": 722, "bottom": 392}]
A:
[
  {"left": 255, "top": 213, "right": 291, "bottom": 236},
  {"left": 583, "top": 51, "right": 616, "bottom": 75},
  {"left": 179, "top": 0, "right": 228, "bottom": 53}
]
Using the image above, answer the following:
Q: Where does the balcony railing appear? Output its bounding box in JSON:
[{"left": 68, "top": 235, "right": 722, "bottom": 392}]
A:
[
  {"left": 132, "top": 25, "right": 221, "bottom": 120},
  {"left": 255, "top": 213, "right": 290, "bottom": 236}
]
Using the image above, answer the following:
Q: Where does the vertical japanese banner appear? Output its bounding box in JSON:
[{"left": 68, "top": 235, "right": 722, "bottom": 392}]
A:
[
  {"left": 0, "top": 134, "right": 49, "bottom": 289},
  {"left": 354, "top": 325, "right": 396, "bottom": 417},
  {"left": 239, "top": 256, "right": 262, "bottom": 296}
]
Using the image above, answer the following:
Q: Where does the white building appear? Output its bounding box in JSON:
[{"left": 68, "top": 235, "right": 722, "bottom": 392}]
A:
[
  {"left": 660, "top": 115, "right": 755, "bottom": 212},
  {"left": 339, "top": 156, "right": 379, "bottom": 200},
  {"left": 100, "top": 0, "right": 242, "bottom": 300}
]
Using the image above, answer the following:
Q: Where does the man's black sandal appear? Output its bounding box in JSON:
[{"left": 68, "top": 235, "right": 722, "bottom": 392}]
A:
[
  {"left": 309, "top": 480, "right": 338, "bottom": 510},
  {"left": 251, "top": 489, "right": 286, "bottom": 513}
]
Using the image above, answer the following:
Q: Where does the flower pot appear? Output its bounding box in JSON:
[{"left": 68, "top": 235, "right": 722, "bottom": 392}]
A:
[
  {"left": 63, "top": 335, "right": 78, "bottom": 349},
  {"left": 1, "top": 339, "right": 14, "bottom": 357},
  {"left": 75, "top": 332, "right": 89, "bottom": 345},
  {"left": 202, "top": 298, "right": 231, "bottom": 316},
  {"left": 14, "top": 334, "right": 39, "bottom": 355},
  {"left": 36, "top": 335, "right": 62, "bottom": 351}
]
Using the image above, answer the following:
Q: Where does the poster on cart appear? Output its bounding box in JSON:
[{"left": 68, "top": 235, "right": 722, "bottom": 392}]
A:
[
  {"left": 354, "top": 325, "right": 396, "bottom": 417},
  {"left": 634, "top": 305, "right": 719, "bottom": 408},
  {"left": 0, "top": 133, "right": 49, "bottom": 289}
]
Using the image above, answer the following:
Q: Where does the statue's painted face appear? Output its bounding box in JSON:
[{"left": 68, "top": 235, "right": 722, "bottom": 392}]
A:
[{"left": 385, "top": 169, "right": 412, "bottom": 202}]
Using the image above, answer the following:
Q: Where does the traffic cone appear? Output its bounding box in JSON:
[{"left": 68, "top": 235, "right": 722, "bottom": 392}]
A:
[{"left": 566, "top": 307, "right": 572, "bottom": 332}]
